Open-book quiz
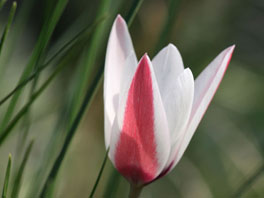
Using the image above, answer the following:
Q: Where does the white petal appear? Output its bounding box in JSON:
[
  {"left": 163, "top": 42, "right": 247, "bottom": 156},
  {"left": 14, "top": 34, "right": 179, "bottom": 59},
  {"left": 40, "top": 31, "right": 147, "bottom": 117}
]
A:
[
  {"left": 162, "top": 68, "right": 194, "bottom": 169},
  {"left": 170, "top": 45, "right": 235, "bottom": 171},
  {"left": 104, "top": 15, "right": 137, "bottom": 148},
  {"left": 152, "top": 44, "right": 186, "bottom": 136},
  {"left": 109, "top": 55, "right": 171, "bottom": 183},
  {"left": 152, "top": 43, "right": 184, "bottom": 80}
]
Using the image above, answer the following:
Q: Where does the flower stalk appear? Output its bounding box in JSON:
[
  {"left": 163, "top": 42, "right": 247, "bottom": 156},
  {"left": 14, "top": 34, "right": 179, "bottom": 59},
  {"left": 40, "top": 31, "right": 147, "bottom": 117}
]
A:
[{"left": 129, "top": 184, "right": 143, "bottom": 198}]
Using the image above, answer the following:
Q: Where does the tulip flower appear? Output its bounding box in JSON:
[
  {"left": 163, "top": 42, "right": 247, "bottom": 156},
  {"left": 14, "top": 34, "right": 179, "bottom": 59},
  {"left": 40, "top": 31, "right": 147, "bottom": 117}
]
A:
[{"left": 104, "top": 15, "right": 234, "bottom": 197}]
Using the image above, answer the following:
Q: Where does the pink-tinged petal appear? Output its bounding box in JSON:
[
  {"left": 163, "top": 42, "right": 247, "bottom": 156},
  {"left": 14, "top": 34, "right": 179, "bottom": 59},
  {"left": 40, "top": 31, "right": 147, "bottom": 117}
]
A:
[
  {"left": 163, "top": 45, "right": 235, "bottom": 174},
  {"left": 104, "top": 15, "right": 137, "bottom": 148},
  {"left": 109, "top": 55, "right": 170, "bottom": 185}
]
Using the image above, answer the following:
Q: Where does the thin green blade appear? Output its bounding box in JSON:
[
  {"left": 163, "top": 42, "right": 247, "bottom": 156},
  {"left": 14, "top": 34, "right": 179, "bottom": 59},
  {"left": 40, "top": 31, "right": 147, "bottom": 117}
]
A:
[
  {"left": 2, "top": 154, "right": 12, "bottom": 198},
  {"left": 11, "top": 141, "right": 34, "bottom": 198}
]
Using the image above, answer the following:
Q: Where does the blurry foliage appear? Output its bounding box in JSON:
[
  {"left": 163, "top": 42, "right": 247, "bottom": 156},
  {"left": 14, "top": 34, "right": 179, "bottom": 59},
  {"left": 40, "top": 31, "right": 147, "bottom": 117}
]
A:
[{"left": 0, "top": 0, "right": 263, "bottom": 197}]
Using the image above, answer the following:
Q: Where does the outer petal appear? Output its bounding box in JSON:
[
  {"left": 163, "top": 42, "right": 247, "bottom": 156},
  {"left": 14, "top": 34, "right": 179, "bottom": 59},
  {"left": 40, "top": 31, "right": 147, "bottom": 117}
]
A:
[
  {"left": 109, "top": 55, "right": 171, "bottom": 185},
  {"left": 165, "top": 45, "right": 235, "bottom": 173},
  {"left": 104, "top": 15, "right": 137, "bottom": 148}
]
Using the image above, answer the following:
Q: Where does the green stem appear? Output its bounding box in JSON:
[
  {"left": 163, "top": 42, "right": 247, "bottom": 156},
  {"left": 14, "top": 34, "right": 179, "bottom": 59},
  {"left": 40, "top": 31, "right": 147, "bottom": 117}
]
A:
[{"left": 128, "top": 184, "right": 143, "bottom": 198}]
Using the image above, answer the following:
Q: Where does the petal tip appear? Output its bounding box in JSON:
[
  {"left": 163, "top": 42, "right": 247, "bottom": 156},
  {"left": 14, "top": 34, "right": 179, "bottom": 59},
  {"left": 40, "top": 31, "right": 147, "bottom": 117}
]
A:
[
  {"left": 141, "top": 53, "right": 151, "bottom": 63},
  {"left": 184, "top": 67, "right": 193, "bottom": 76},
  {"left": 228, "top": 44, "right": 236, "bottom": 53},
  {"left": 116, "top": 14, "right": 124, "bottom": 21},
  {"left": 225, "top": 45, "right": 235, "bottom": 69},
  {"left": 115, "top": 14, "right": 126, "bottom": 26},
  {"left": 167, "top": 43, "right": 175, "bottom": 48}
]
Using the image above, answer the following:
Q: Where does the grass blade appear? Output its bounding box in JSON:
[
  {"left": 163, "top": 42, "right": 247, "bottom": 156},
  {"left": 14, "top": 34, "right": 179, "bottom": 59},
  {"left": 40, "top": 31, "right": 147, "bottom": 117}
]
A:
[
  {"left": 39, "top": 0, "right": 112, "bottom": 194},
  {"left": 25, "top": 14, "right": 109, "bottom": 197},
  {"left": 0, "top": 16, "right": 105, "bottom": 106},
  {"left": 0, "top": 0, "right": 69, "bottom": 134},
  {"left": 40, "top": 0, "right": 145, "bottom": 196},
  {"left": 11, "top": 140, "right": 34, "bottom": 198},
  {"left": 0, "top": 0, "right": 34, "bottom": 78},
  {"left": 89, "top": 149, "right": 109, "bottom": 198},
  {"left": 2, "top": 154, "right": 12, "bottom": 198},
  {"left": 125, "top": 0, "right": 144, "bottom": 27},
  {"left": 0, "top": 1, "right": 17, "bottom": 57},
  {"left": 0, "top": 53, "right": 70, "bottom": 146},
  {"left": 67, "top": 7, "right": 110, "bottom": 126},
  {"left": 40, "top": 72, "right": 104, "bottom": 197}
]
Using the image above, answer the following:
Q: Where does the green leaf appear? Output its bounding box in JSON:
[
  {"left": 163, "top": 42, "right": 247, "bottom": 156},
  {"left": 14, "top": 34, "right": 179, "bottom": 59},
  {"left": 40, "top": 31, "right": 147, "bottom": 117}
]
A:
[
  {"left": 11, "top": 140, "right": 34, "bottom": 198},
  {"left": 2, "top": 154, "right": 12, "bottom": 198}
]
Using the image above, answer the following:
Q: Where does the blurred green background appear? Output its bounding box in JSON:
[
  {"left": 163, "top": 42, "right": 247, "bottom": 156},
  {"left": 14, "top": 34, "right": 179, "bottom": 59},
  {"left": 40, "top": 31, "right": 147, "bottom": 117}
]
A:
[{"left": 0, "top": 0, "right": 263, "bottom": 197}]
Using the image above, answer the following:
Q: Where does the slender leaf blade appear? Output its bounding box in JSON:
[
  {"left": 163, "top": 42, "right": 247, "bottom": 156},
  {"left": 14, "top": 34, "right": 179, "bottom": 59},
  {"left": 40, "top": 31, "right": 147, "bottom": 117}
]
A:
[
  {"left": 0, "top": 1, "right": 17, "bottom": 56},
  {"left": 11, "top": 140, "right": 34, "bottom": 198},
  {"left": 2, "top": 154, "right": 12, "bottom": 198}
]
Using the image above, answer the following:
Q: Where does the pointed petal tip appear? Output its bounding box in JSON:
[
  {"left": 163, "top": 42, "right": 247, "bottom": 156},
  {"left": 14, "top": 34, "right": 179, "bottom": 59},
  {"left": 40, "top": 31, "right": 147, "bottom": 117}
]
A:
[
  {"left": 116, "top": 14, "right": 124, "bottom": 21},
  {"left": 141, "top": 53, "right": 151, "bottom": 63},
  {"left": 228, "top": 44, "right": 235, "bottom": 53},
  {"left": 115, "top": 14, "right": 126, "bottom": 26},
  {"left": 224, "top": 45, "right": 235, "bottom": 70}
]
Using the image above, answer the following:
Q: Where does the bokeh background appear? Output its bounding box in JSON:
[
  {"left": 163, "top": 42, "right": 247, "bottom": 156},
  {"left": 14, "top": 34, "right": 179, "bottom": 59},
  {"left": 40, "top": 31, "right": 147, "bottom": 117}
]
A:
[{"left": 0, "top": 0, "right": 263, "bottom": 197}]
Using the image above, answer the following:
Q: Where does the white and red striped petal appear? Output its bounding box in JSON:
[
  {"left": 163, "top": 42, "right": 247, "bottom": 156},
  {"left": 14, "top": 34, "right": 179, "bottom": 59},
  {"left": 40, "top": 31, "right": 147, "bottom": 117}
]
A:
[
  {"left": 109, "top": 55, "right": 171, "bottom": 185},
  {"left": 104, "top": 15, "right": 137, "bottom": 148}
]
